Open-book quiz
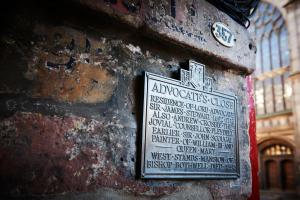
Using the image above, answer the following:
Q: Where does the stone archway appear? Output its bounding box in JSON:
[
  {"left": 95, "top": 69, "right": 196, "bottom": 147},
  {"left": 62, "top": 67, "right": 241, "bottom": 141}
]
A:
[{"left": 259, "top": 139, "right": 295, "bottom": 190}]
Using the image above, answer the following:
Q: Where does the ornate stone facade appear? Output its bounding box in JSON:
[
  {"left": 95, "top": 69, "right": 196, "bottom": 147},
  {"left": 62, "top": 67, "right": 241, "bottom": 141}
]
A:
[{"left": 252, "top": 0, "right": 300, "bottom": 194}]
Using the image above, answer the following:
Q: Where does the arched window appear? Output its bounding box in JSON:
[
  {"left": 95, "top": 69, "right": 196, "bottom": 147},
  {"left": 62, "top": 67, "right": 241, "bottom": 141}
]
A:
[
  {"left": 280, "top": 27, "right": 289, "bottom": 67},
  {"left": 251, "top": 2, "right": 291, "bottom": 115}
]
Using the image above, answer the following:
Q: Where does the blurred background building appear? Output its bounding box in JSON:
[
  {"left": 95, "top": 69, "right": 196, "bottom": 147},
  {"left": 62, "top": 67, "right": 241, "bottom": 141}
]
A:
[{"left": 251, "top": 0, "right": 300, "bottom": 194}]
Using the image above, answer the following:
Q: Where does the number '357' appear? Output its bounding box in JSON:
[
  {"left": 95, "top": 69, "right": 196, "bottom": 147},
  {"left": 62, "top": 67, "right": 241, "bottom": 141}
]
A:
[
  {"left": 212, "top": 22, "right": 235, "bottom": 47},
  {"left": 215, "top": 24, "right": 233, "bottom": 44}
]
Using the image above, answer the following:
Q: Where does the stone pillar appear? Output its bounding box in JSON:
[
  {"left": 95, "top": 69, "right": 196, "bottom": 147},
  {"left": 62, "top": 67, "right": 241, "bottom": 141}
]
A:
[
  {"left": 285, "top": 1, "right": 300, "bottom": 194},
  {"left": 0, "top": 0, "right": 257, "bottom": 199}
]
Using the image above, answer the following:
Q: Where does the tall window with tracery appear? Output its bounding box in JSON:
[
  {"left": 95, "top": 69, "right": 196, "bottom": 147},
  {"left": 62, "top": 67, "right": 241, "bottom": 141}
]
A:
[{"left": 251, "top": 2, "right": 292, "bottom": 115}]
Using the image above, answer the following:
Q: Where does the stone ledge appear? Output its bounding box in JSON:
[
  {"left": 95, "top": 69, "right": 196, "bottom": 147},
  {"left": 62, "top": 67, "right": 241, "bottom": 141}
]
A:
[{"left": 72, "top": 0, "right": 256, "bottom": 74}]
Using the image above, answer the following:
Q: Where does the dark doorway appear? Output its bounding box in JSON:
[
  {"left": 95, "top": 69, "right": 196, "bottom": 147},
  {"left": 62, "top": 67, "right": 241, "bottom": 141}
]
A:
[
  {"left": 282, "top": 160, "right": 295, "bottom": 190},
  {"left": 266, "top": 160, "right": 280, "bottom": 189},
  {"left": 259, "top": 140, "right": 295, "bottom": 191}
]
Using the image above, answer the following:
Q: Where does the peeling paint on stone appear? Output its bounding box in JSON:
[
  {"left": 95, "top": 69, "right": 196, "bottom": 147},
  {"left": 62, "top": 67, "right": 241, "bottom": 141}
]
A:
[
  {"left": 0, "top": 112, "right": 179, "bottom": 196},
  {"left": 34, "top": 63, "right": 117, "bottom": 103}
]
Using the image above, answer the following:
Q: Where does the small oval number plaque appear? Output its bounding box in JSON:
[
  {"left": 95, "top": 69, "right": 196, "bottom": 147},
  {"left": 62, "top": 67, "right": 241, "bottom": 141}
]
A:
[{"left": 212, "top": 22, "right": 235, "bottom": 47}]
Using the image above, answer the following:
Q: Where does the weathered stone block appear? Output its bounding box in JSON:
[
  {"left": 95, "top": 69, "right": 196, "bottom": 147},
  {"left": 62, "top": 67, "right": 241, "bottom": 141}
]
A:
[
  {"left": 73, "top": 0, "right": 256, "bottom": 73},
  {"left": 0, "top": 0, "right": 253, "bottom": 199},
  {"left": 33, "top": 62, "right": 117, "bottom": 103}
]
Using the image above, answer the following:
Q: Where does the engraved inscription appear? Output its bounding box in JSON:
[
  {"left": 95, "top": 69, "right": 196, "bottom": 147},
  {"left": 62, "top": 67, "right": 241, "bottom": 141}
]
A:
[{"left": 141, "top": 60, "right": 239, "bottom": 179}]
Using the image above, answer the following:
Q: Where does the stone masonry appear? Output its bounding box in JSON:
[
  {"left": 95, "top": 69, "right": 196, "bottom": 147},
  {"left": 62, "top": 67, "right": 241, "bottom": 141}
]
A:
[{"left": 0, "top": 0, "right": 256, "bottom": 199}]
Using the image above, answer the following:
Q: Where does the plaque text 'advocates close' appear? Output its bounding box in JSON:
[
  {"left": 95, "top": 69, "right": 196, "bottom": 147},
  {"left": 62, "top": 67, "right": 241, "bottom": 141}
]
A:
[{"left": 141, "top": 61, "right": 239, "bottom": 179}]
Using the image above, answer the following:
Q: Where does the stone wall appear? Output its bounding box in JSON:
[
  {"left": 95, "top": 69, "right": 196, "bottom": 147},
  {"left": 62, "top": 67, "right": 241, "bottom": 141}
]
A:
[
  {"left": 0, "top": 0, "right": 255, "bottom": 199},
  {"left": 285, "top": 0, "right": 300, "bottom": 193}
]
